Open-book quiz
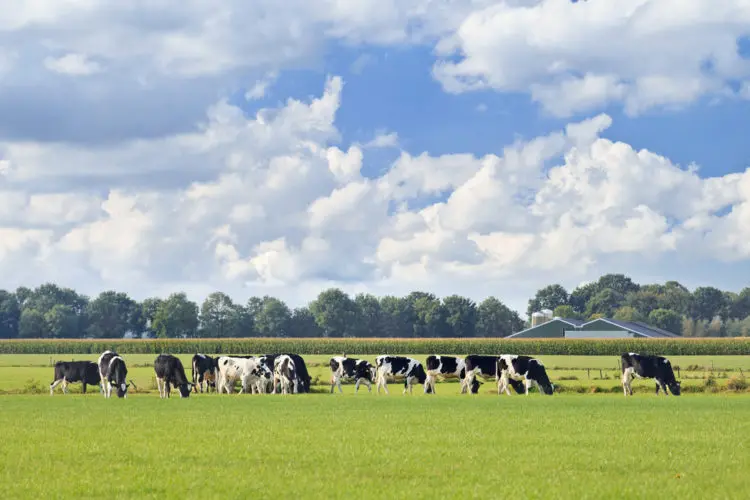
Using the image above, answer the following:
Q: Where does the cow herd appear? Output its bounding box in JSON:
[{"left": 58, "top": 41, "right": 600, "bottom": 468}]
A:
[{"left": 48, "top": 350, "right": 683, "bottom": 398}]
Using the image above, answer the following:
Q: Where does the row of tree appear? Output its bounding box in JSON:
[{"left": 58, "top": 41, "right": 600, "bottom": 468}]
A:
[
  {"left": 526, "top": 274, "right": 750, "bottom": 337},
  {"left": 0, "top": 285, "right": 524, "bottom": 339},
  {"left": 0, "top": 275, "right": 747, "bottom": 339}
]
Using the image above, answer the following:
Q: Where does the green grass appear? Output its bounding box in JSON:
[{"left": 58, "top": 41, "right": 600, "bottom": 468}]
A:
[{"left": 1, "top": 394, "right": 749, "bottom": 499}]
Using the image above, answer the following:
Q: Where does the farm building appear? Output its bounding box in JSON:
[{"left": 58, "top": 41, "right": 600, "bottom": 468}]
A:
[{"left": 507, "top": 317, "right": 680, "bottom": 339}]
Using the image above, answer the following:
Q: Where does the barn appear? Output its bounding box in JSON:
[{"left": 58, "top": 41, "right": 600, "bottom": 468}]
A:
[{"left": 507, "top": 317, "right": 680, "bottom": 339}]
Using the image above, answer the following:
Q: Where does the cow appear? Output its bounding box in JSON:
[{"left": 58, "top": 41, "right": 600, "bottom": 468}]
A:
[
  {"left": 154, "top": 354, "right": 194, "bottom": 398},
  {"left": 464, "top": 355, "right": 524, "bottom": 395},
  {"left": 260, "top": 354, "right": 311, "bottom": 394},
  {"left": 424, "top": 355, "right": 468, "bottom": 394},
  {"left": 273, "top": 355, "right": 300, "bottom": 394},
  {"left": 329, "top": 356, "right": 377, "bottom": 393},
  {"left": 496, "top": 355, "right": 555, "bottom": 396},
  {"left": 216, "top": 356, "right": 272, "bottom": 394},
  {"left": 375, "top": 355, "right": 428, "bottom": 395},
  {"left": 191, "top": 353, "right": 218, "bottom": 393},
  {"left": 49, "top": 361, "right": 101, "bottom": 395},
  {"left": 97, "top": 350, "right": 133, "bottom": 398},
  {"left": 621, "top": 352, "right": 681, "bottom": 396}
]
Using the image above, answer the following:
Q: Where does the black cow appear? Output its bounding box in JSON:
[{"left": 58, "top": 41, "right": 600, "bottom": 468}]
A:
[
  {"left": 154, "top": 354, "right": 193, "bottom": 398},
  {"left": 191, "top": 353, "right": 218, "bottom": 393},
  {"left": 424, "top": 355, "right": 468, "bottom": 394},
  {"left": 496, "top": 355, "right": 554, "bottom": 395},
  {"left": 375, "top": 355, "right": 429, "bottom": 394},
  {"left": 260, "top": 354, "right": 311, "bottom": 394},
  {"left": 464, "top": 355, "right": 524, "bottom": 395},
  {"left": 621, "top": 352, "right": 681, "bottom": 396},
  {"left": 97, "top": 350, "right": 133, "bottom": 398},
  {"left": 49, "top": 361, "right": 101, "bottom": 395},
  {"left": 329, "top": 356, "right": 377, "bottom": 393}
]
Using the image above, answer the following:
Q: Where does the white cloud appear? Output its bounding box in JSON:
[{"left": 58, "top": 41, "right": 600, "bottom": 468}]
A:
[
  {"left": 1, "top": 75, "right": 749, "bottom": 314},
  {"left": 362, "top": 131, "right": 399, "bottom": 149},
  {"left": 43, "top": 53, "right": 102, "bottom": 76},
  {"left": 245, "top": 71, "right": 278, "bottom": 100},
  {"left": 433, "top": 0, "right": 750, "bottom": 116}
]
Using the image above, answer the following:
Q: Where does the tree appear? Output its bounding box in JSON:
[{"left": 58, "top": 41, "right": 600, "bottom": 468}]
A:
[
  {"left": 660, "top": 281, "right": 692, "bottom": 316},
  {"left": 690, "top": 286, "right": 726, "bottom": 321},
  {"left": 648, "top": 309, "right": 682, "bottom": 335},
  {"left": 379, "top": 296, "right": 413, "bottom": 338},
  {"left": 354, "top": 293, "right": 382, "bottom": 337},
  {"left": 288, "top": 307, "right": 321, "bottom": 337},
  {"left": 408, "top": 292, "right": 448, "bottom": 337},
  {"left": 596, "top": 274, "right": 640, "bottom": 296},
  {"left": 152, "top": 293, "right": 199, "bottom": 338},
  {"left": 200, "top": 292, "right": 238, "bottom": 338},
  {"left": 442, "top": 295, "right": 477, "bottom": 337},
  {"left": 624, "top": 290, "right": 661, "bottom": 319},
  {"left": 569, "top": 282, "right": 598, "bottom": 314},
  {"left": 140, "top": 297, "right": 163, "bottom": 337},
  {"left": 586, "top": 288, "right": 624, "bottom": 318},
  {"left": 253, "top": 296, "right": 291, "bottom": 337},
  {"left": 477, "top": 297, "right": 524, "bottom": 337},
  {"left": 309, "top": 288, "right": 358, "bottom": 337},
  {"left": 613, "top": 306, "right": 644, "bottom": 323},
  {"left": 731, "top": 288, "right": 750, "bottom": 321},
  {"left": 527, "top": 284, "right": 569, "bottom": 317},
  {"left": 86, "top": 291, "right": 140, "bottom": 338},
  {"left": 45, "top": 304, "right": 79, "bottom": 338},
  {"left": 552, "top": 305, "right": 580, "bottom": 319},
  {"left": 0, "top": 291, "right": 20, "bottom": 339},
  {"left": 18, "top": 309, "right": 46, "bottom": 338}
]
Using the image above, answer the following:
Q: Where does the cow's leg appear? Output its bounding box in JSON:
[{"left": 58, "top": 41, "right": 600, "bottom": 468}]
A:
[
  {"left": 82, "top": 382, "right": 87, "bottom": 394},
  {"left": 524, "top": 378, "right": 531, "bottom": 395},
  {"left": 49, "top": 379, "right": 62, "bottom": 395},
  {"left": 621, "top": 368, "right": 633, "bottom": 396},
  {"left": 354, "top": 378, "right": 362, "bottom": 393},
  {"left": 465, "top": 372, "right": 475, "bottom": 395}
]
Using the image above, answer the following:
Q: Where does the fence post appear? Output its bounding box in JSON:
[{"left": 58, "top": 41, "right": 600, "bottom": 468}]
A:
[
  {"left": 587, "top": 368, "right": 590, "bottom": 379},
  {"left": 677, "top": 367, "right": 680, "bottom": 380},
  {"left": 599, "top": 369, "right": 603, "bottom": 379}
]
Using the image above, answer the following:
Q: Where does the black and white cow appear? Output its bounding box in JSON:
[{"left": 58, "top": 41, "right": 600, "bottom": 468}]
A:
[
  {"left": 154, "top": 354, "right": 193, "bottom": 398},
  {"left": 216, "top": 356, "right": 272, "bottom": 394},
  {"left": 191, "top": 353, "right": 218, "bottom": 393},
  {"left": 97, "top": 350, "right": 132, "bottom": 398},
  {"left": 49, "top": 361, "right": 101, "bottom": 395},
  {"left": 273, "top": 355, "right": 299, "bottom": 394},
  {"left": 329, "top": 356, "right": 377, "bottom": 393},
  {"left": 464, "top": 355, "right": 524, "bottom": 395},
  {"left": 260, "top": 354, "right": 311, "bottom": 394},
  {"left": 424, "top": 355, "right": 468, "bottom": 394},
  {"left": 496, "top": 355, "right": 554, "bottom": 396},
  {"left": 375, "top": 355, "right": 429, "bottom": 395},
  {"left": 621, "top": 352, "right": 681, "bottom": 396}
]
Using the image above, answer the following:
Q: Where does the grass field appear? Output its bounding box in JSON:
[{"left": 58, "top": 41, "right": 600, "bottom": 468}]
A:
[
  {"left": 3, "top": 353, "right": 749, "bottom": 395},
  {"left": 1, "top": 394, "right": 749, "bottom": 499}
]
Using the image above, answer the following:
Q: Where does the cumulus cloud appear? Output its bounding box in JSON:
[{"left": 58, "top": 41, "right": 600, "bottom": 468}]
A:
[
  {"left": 43, "top": 53, "right": 102, "bottom": 76},
  {"left": 0, "top": 75, "right": 749, "bottom": 312},
  {"left": 433, "top": 0, "right": 750, "bottom": 116}
]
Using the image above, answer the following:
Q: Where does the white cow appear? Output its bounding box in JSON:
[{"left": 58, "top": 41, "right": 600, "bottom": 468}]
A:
[{"left": 215, "top": 356, "right": 272, "bottom": 394}]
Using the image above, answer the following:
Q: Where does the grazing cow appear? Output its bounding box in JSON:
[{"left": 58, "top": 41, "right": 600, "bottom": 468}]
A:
[
  {"left": 273, "top": 355, "right": 300, "bottom": 394},
  {"left": 154, "top": 354, "right": 194, "bottom": 398},
  {"left": 424, "top": 355, "right": 468, "bottom": 394},
  {"left": 621, "top": 352, "right": 681, "bottom": 396},
  {"left": 216, "top": 356, "right": 272, "bottom": 394},
  {"left": 49, "top": 361, "right": 101, "bottom": 395},
  {"left": 375, "top": 355, "right": 428, "bottom": 394},
  {"left": 496, "top": 355, "right": 554, "bottom": 396},
  {"left": 97, "top": 350, "right": 132, "bottom": 398},
  {"left": 260, "top": 354, "right": 311, "bottom": 394},
  {"left": 329, "top": 356, "right": 377, "bottom": 393},
  {"left": 191, "top": 353, "right": 218, "bottom": 393},
  {"left": 464, "top": 355, "right": 524, "bottom": 395}
]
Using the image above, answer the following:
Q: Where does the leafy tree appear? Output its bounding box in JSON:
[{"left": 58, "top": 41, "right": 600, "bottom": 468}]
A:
[
  {"left": 659, "top": 281, "right": 692, "bottom": 316},
  {"left": 648, "top": 309, "right": 682, "bottom": 334},
  {"left": 45, "top": 304, "right": 79, "bottom": 338},
  {"left": 152, "top": 292, "right": 199, "bottom": 338},
  {"left": 379, "top": 296, "right": 413, "bottom": 338},
  {"left": 408, "top": 292, "right": 448, "bottom": 337},
  {"left": 569, "top": 282, "right": 598, "bottom": 314},
  {"left": 15, "top": 286, "right": 32, "bottom": 308},
  {"left": 200, "top": 292, "right": 238, "bottom": 338},
  {"left": 527, "top": 284, "right": 569, "bottom": 317},
  {"left": 140, "top": 297, "right": 163, "bottom": 337},
  {"left": 477, "top": 297, "right": 524, "bottom": 337},
  {"left": 586, "top": 288, "right": 624, "bottom": 318},
  {"left": 596, "top": 274, "right": 640, "bottom": 296},
  {"left": 18, "top": 309, "right": 46, "bottom": 338},
  {"left": 86, "top": 291, "right": 140, "bottom": 338},
  {"left": 613, "top": 306, "right": 645, "bottom": 323},
  {"left": 552, "top": 305, "right": 581, "bottom": 320},
  {"left": 624, "top": 290, "right": 660, "bottom": 318},
  {"left": 731, "top": 288, "right": 750, "bottom": 320},
  {"left": 288, "top": 307, "right": 321, "bottom": 337},
  {"left": 354, "top": 293, "right": 382, "bottom": 337},
  {"left": 309, "top": 288, "right": 358, "bottom": 337},
  {"left": 442, "top": 295, "right": 477, "bottom": 337},
  {"left": 690, "top": 286, "right": 726, "bottom": 321},
  {"left": 253, "top": 296, "right": 292, "bottom": 337},
  {"left": 0, "top": 291, "right": 20, "bottom": 339}
]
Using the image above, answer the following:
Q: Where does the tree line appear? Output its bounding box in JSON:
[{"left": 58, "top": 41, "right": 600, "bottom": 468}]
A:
[
  {"left": 1, "top": 274, "right": 748, "bottom": 339},
  {"left": 526, "top": 274, "right": 750, "bottom": 337}
]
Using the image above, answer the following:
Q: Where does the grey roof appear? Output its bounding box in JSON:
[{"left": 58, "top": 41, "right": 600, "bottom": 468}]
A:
[
  {"left": 506, "top": 318, "right": 585, "bottom": 338},
  {"left": 584, "top": 318, "right": 680, "bottom": 338}
]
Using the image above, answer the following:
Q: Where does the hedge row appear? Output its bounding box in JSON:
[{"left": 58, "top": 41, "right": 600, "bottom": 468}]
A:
[{"left": 1, "top": 337, "right": 750, "bottom": 355}]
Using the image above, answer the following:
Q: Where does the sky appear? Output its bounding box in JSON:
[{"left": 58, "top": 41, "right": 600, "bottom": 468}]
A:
[{"left": 1, "top": 0, "right": 750, "bottom": 317}]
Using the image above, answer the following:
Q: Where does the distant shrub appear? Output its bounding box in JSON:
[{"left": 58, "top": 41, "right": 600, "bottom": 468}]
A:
[{"left": 726, "top": 376, "right": 748, "bottom": 392}]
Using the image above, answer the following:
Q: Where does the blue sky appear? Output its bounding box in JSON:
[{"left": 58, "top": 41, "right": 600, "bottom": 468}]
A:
[{"left": 1, "top": 1, "right": 749, "bottom": 316}]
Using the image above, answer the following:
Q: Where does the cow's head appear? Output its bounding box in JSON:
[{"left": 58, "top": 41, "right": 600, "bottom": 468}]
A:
[
  {"left": 116, "top": 381, "right": 128, "bottom": 398},
  {"left": 668, "top": 380, "right": 681, "bottom": 396},
  {"left": 178, "top": 383, "right": 194, "bottom": 398},
  {"left": 470, "top": 379, "right": 483, "bottom": 394}
]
